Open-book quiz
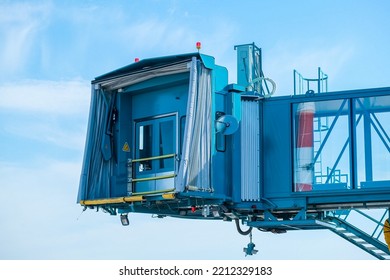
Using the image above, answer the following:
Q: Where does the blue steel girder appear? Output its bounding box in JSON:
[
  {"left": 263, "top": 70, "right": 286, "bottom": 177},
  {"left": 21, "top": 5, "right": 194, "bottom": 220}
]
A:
[
  {"left": 245, "top": 209, "right": 332, "bottom": 231},
  {"left": 312, "top": 99, "right": 348, "bottom": 165},
  {"left": 356, "top": 98, "right": 390, "bottom": 153}
]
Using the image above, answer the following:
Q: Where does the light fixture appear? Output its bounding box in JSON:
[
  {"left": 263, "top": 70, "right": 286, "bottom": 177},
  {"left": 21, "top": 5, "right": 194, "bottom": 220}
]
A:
[{"left": 120, "top": 214, "right": 129, "bottom": 226}]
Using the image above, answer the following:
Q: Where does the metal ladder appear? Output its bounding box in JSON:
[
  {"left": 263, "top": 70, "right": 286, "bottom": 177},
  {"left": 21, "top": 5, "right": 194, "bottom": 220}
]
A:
[
  {"left": 325, "top": 209, "right": 390, "bottom": 259},
  {"left": 313, "top": 117, "right": 328, "bottom": 184}
]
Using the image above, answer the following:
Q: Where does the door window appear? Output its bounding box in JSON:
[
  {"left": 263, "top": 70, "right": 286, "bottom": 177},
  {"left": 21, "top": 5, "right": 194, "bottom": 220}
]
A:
[
  {"left": 159, "top": 119, "right": 174, "bottom": 169},
  {"left": 135, "top": 115, "right": 176, "bottom": 175},
  {"left": 138, "top": 124, "right": 153, "bottom": 172}
]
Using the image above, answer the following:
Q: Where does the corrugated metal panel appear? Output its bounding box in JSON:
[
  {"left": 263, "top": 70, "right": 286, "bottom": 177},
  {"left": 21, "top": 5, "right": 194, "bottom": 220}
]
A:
[{"left": 241, "top": 99, "right": 261, "bottom": 201}]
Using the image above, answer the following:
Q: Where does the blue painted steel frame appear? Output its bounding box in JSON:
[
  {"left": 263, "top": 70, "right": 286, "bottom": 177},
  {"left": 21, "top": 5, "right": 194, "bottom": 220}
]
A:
[
  {"left": 293, "top": 67, "right": 328, "bottom": 95},
  {"left": 78, "top": 46, "right": 390, "bottom": 259},
  {"left": 255, "top": 87, "right": 390, "bottom": 212},
  {"left": 79, "top": 48, "right": 390, "bottom": 221}
]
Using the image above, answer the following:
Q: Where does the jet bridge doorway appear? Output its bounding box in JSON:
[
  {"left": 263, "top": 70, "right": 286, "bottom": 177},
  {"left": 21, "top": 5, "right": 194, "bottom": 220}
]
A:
[
  {"left": 131, "top": 114, "right": 177, "bottom": 194},
  {"left": 126, "top": 74, "right": 190, "bottom": 195}
]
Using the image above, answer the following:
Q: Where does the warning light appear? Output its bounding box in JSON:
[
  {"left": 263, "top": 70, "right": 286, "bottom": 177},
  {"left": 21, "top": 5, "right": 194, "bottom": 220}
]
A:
[
  {"left": 196, "top": 42, "right": 201, "bottom": 51},
  {"left": 191, "top": 206, "right": 196, "bottom": 213},
  {"left": 134, "top": 58, "right": 140, "bottom": 62}
]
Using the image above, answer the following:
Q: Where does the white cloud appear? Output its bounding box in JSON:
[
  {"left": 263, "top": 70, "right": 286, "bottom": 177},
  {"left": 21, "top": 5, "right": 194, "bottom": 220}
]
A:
[
  {"left": 265, "top": 42, "right": 356, "bottom": 95},
  {"left": 0, "top": 2, "right": 51, "bottom": 23},
  {"left": 292, "top": 45, "right": 356, "bottom": 77},
  {"left": 119, "top": 15, "right": 239, "bottom": 61},
  {"left": 121, "top": 19, "right": 196, "bottom": 54},
  {"left": 0, "top": 79, "right": 90, "bottom": 152},
  {"left": 0, "top": 2, "right": 52, "bottom": 73},
  {"left": 3, "top": 118, "right": 87, "bottom": 152},
  {"left": 0, "top": 79, "right": 90, "bottom": 115}
]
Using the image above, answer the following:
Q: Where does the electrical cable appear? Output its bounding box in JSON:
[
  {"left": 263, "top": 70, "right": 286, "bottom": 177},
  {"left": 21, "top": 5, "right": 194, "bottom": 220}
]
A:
[{"left": 235, "top": 218, "right": 252, "bottom": 236}]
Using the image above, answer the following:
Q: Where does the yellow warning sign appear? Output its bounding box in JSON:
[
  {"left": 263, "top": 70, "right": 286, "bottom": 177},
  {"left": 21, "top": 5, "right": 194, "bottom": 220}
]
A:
[{"left": 122, "top": 142, "right": 130, "bottom": 152}]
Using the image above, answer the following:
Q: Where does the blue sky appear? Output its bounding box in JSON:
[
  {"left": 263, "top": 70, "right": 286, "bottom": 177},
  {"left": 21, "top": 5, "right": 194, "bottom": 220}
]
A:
[{"left": 1, "top": 0, "right": 389, "bottom": 260}]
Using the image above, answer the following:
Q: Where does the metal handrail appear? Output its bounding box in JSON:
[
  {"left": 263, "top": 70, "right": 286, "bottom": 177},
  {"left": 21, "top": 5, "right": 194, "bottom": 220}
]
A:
[
  {"left": 131, "top": 174, "right": 175, "bottom": 183},
  {"left": 129, "top": 153, "right": 177, "bottom": 184},
  {"left": 131, "top": 153, "right": 176, "bottom": 163},
  {"left": 293, "top": 67, "right": 328, "bottom": 95},
  {"left": 328, "top": 208, "right": 389, "bottom": 240}
]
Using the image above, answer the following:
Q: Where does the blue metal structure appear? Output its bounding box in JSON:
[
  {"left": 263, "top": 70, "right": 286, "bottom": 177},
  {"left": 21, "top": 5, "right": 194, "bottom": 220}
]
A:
[
  {"left": 78, "top": 43, "right": 390, "bottom": 259},
  {"left": 294, "top": 67, "right": 328, "bottom": 95}
]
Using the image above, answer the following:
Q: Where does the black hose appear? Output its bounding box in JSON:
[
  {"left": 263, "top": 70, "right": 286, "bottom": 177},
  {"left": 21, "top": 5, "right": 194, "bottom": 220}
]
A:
[{"left": 235, "top": 219, "right": 252, "bottom": 236}]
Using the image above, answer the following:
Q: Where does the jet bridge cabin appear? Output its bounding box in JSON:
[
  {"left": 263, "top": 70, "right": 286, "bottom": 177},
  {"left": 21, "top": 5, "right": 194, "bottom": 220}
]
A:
[
  {"left": 77, "top": 52, "right": 233, "bottom": 210},
  {"left": 78, "top": 43, "right": 390, "bottom": 257}
]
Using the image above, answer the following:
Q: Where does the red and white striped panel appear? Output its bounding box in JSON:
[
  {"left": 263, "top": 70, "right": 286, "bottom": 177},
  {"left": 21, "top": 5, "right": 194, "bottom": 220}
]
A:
[{"left": 295, "top": 102, "right": 315, "bottom": 192}]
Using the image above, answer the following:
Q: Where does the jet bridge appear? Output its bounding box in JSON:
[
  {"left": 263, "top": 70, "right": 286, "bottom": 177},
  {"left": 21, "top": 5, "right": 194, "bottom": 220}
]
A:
[{"left": 77, "top": 43, "right": 390, "bottom": 258}]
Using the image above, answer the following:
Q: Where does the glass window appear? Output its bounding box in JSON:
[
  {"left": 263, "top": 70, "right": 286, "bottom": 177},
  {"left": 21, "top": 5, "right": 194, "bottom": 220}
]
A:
[
  {"left": 135, "top": 115, "right": 176, "bottom": 173},
  {"left": 138, "top": 124, "right": 153, "bottom": 172},
  {"left": 293, "top": 99, "right": 351, "bottom": 191},
  {"left": 355, "top": 96, "right": 390, "bottom": 188},
  {"left": 159, "top": 120, "right": 174, "bottom": 169}
]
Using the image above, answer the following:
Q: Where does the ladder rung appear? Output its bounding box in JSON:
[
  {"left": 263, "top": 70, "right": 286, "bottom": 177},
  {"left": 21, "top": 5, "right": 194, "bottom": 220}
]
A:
[
  {"left": 342, "top": 234, "right": 355, "bottom": 237},
  {"left": 349, "top": 235, "right": 361, "bottom": 239}
]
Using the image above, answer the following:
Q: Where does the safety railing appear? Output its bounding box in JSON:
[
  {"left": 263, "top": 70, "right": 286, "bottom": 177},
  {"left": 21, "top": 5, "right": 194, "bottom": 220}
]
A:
[
  {"left": 127, "top": 154, "right": 177, "bottom": 193},
  {"left": 293, "top": 67, "right": 328, "bottom": 95},
  {"left": 130, "top": 153, "right": 176, "bottom": 163},
  {"left": 328, "top": 208, "right": 389, "bottom": 240},
  {"left": 325, "top": 208, "right": 390, "bottom": 259}
]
